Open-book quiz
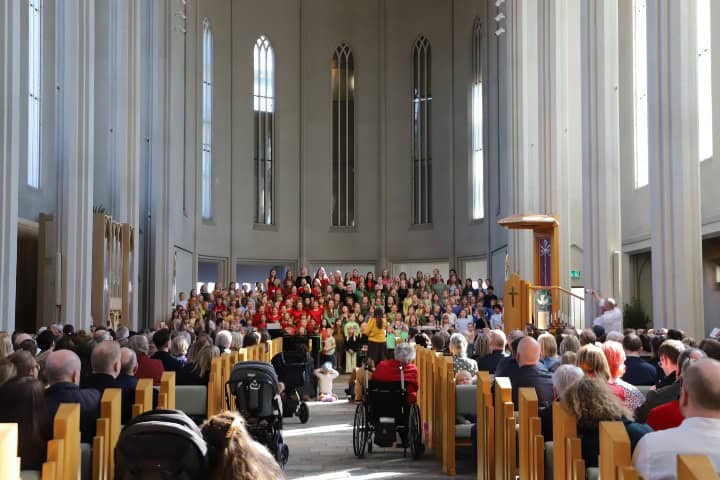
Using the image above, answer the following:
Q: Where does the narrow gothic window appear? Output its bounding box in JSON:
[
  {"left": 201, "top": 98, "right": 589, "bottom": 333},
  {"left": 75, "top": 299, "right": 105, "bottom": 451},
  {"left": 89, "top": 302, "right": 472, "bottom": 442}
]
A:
[
  {"left": 27, "top": 0, "right": 42, "bottom": 189},
  {"left": 254, "top": 35, "right": 275, "bottom": 224},
  {"left": 698, "top": 0, "right": 713, "bottom": 162},
  {"left": 472, "top": 20, "right": 484, "bottom": 220},
  {"left": 412, "top": 36, "right": 432, "bottom": 224},
  {"left": 201, "top": 19, "right": 213, "bottom": 219},
  {"left": 331, "top": 43, "right": 355, "bottom": 227},
  {"left": 633, "top": 0, "right": 649, "bottom": 188}
]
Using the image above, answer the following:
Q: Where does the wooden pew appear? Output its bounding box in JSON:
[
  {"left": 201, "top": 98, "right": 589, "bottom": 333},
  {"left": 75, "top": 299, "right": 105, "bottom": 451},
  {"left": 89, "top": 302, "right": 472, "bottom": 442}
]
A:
[
  {"left": 414, "top": 346, "right": 434, "bottom": 449},
  {"left": 95, "top": 388, "right": 121, "bottom": 480},
  {"left": 519, "top": 387, "right": 544, "bottom": 480},
  {"left": 159, "top": 371, "right": 176, "bottom": 410},
  {"left": 0, "top": 423, "right": 21, "bottom": 480},
  {"left": 43, "top": 403, "right": 81, "bottom": 480},
  {"left": 494, "top": 377, "right": 516, "bottom": 480},
  {"left": 441, "top": 357, "right": 456, "bottom": 475},
  {"left": 552, "top": 401, "right": 583, "bottom": 480},
  {"left": 599, "top": 421, "right": 639, "bottom": 480},
  {"left": 207, "top": 356, "right": 222, "bottom": 418},
  {"left": 271, "top": 337, "right": 283, "bottom": 357},
  {"left": 132, "top": 378, "right": 154, "bottom": 418},
  {"left": 431, "top": 352, "right": 444, "bottom": 465},
  {"left": 477, "top": 371, "right": 494, "bottom": 480},
  {"left": 677, "top": 455, "right": 719, "bottom": 480}
]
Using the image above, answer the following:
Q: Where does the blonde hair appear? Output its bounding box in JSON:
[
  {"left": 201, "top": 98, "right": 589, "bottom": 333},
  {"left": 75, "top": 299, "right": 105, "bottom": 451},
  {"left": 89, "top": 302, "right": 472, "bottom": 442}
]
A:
[
  {"left": 538, "top": 333, "right": 558, "bottom": 358},
  {"left": 561, "top": 377, "right": 631, "bottom": 430},
  {"left": 170, "top": 336, "right": 189, "bottom": 357},
  {"left": 576, "top": 344, "right": 611, "bottom": 381},
  {"left": 191, "top": 344, "right": 219, "bottom": 378},
  {"left": 202, "top": 411, "right": 285, "bottom": 480}
]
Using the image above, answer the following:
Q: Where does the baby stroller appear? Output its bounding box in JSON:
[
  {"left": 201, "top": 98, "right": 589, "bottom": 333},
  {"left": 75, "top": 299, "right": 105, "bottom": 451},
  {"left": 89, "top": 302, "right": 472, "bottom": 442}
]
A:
[
  {"left": 271, "top": 351, "right": 311, "bottom": 423},
  {"left": 226, "top": 361, "right": 289, "bottom": 467},
  {"left": 115, "top": 409, "right": 208, "bottom": 479}
]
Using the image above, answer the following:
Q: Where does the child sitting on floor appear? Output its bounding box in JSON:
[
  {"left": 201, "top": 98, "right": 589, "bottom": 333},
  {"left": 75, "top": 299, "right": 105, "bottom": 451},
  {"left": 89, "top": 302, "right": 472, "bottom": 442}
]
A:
[{"left": 314, "top": 362, "right": 340, "bottom": 402}]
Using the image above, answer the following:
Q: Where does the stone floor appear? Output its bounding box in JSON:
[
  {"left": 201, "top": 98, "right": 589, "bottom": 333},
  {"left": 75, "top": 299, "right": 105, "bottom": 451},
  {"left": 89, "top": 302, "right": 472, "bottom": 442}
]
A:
[{"left": 282, "top": 375, "right": 475, "bottom": 480}]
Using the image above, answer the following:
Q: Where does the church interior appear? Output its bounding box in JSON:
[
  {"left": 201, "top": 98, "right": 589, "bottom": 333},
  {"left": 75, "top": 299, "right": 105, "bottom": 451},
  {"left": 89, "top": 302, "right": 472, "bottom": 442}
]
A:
[{"left": 2, "top": 0, "right": 720, "bottom": 479}]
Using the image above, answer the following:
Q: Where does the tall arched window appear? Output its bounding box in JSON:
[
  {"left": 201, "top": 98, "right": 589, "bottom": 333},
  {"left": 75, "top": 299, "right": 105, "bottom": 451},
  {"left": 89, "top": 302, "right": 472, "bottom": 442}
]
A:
[
  {"left": 698, "top": 0, "right": 713, "bottom": 162},
  {"left": 201, "top": 19, "right": 213, "bottom": 219},
  {"left": 254, "top": 35, "right": 275, "bottom": 224},
  {"left": 471, "top": 19, "right": 484, "bottom": 220},
  {"left": 27, "top": 0, "right": 42, "bottom": 189},
  {"left": 632, "top": 0, "right": 649, "bottom": 188},
  {"left": 331, "top": 43, "right": 355, "bottom": 227},
  {"left": 412, "top": 36, "right": 432, "bottom": 224}
]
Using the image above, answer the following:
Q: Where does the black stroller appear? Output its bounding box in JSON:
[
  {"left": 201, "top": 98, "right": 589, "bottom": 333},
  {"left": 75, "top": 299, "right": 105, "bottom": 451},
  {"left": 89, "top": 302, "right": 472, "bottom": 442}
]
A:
[
  {"left": 271, "top": 351, "right": 311, "bottom": 423},
  {"left": 226, "top": 361, "right": 289, "bottom": 467},
  {"left": 115, "top": 409, "right": 208, "bottom": 479}
]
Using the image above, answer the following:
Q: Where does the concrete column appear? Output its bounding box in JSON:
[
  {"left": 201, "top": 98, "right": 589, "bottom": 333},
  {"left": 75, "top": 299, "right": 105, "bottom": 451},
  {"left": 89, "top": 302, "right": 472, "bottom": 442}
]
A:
[
  {"left": 56, "top": 0, "right": 95, "bottom": 329},
  {"left": 504, "top": 0, "right": 541, "bottom": 280},
  {"left": 0, "top": 0, "right": 21, "bottom": 332},
  {"left": 580, "top": 0, "right": 623, "bottom": 322},
  {"left": 647, "top": 0, "right": 704, "bottom": 336}
]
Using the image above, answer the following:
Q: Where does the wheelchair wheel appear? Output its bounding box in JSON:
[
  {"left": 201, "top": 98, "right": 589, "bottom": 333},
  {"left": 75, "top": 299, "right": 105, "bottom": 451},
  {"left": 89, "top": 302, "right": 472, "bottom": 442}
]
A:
[
  {"left": 353, "top": 403, "right": 369, "bottom": 458},
  {"left": 409, "top": 404, "right": 424, "bottom": 460},
  {"left": 298, "top": 402, "right": 310, "bottom": 424}
]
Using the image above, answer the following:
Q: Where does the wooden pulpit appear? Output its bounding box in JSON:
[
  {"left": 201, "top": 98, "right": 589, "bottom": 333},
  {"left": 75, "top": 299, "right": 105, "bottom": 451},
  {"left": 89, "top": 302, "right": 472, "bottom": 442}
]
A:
[{"left": 499, "top": 214, "right": 560, "bottom": 332}]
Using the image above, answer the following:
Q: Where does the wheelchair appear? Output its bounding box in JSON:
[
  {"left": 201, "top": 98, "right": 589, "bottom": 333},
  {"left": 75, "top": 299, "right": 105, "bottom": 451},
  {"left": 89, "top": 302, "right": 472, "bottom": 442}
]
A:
[{"left": 352, "top": 367, "right": 423, "bottom": 459}]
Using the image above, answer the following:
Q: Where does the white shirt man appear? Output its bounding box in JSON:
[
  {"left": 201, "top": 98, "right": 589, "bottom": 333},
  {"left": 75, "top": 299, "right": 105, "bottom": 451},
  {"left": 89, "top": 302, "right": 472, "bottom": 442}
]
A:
[
  {"left": 592, "top": 298, "right": 623, "bottom": 334},
  {"left": 632, "top": 358, "right": 720, "bottom": 479}
]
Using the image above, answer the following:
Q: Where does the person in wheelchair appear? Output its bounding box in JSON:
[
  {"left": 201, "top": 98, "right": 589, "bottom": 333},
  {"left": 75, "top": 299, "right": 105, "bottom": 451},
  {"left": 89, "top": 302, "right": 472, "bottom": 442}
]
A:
[
  {"left": 352, "top": 342, "right": 424, "bottom": 458},
  {"left": 371, "top": 343, "right": 418, "bottom": 404}
]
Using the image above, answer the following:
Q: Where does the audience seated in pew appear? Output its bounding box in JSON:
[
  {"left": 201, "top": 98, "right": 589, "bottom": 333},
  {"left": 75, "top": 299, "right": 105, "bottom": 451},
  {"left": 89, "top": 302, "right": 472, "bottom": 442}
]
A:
[
  {"left": 449, "top": 333, "right": 478, "bottom": 376},
  {"left": 635, "top": 339, "right": 686, "bottom": 422},
  {"left": 602, "top": 341, "right": 646, "bottom": 410},
  {"left": 539, "top": 364, "right": 584, "bottom": 442},
  {"left": 577, "top": 344, "right": 628, "bottom": 403},
  {"left": 622, "top": 333, "right": 659, "bottom": 385},
  {"left": 44, "top": 349, "right": 100, "bottom": 443},
  {"left": 494, "top": 330, "right": 527, "bottom": 377},
  {"left": 128, "top": 334, "right": 164, "bottom": 385},
  {"left": 8, "top": 350, "right": 39, "bottom": 378},
  {"left": 177, "top": 334, "right": 219, "bottom": 385},
  {"left": 633, "top": 358, "right": 720, "bottom": 479},
  {"left": 562, "top": 376, "right": 651, "bottom": 469},
  {"left": 151, "top": 328, "right": 185, "bottom": 372},
  {"left": 474, "top": 329, "right": 506, "bottom": 374},
  {"left": 538, "top": 332, "right": 560, "bottom": 372},
  {"left": 645, "top": 348, "right": 707, "bottom": 431},
  {"left": 0, "top": 376, "right": 50, "bottom": 470},
  {"left": 508, "top": 337, "right": 554, "bottom": 406},
  {"left": 81, "top": 341, "right": 144, "bottom": 424}
]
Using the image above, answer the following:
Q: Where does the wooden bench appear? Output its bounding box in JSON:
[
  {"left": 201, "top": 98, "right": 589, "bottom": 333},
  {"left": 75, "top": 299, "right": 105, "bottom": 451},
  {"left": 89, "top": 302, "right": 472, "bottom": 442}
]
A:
[
  {"left": 0, "top": 423, "right": 21, "bottom": 479},
  {"left": 494, "top": 377, "right": 516, "bottom": 480},
  {"left": 677, "top": 455, "right": 719, "bottom": 480},
  {"left": 43, "top": 403, "right": 81, "bottom": 480},
  {"left": 477, "top": 371, "right": 494, "bottom": 480},
  {"left": 158, "top": 371, "right": 176, "bottom": 410},
  {"left": 207, "top": 356, "right": 223, "bottom": 418},
  {"left": 552, "top": 401, "right": 583, "bottom": 480},
  {"left": 132, "top": 378, "right": 154, "bottom": 418},
  {"left": 94, "top": 388, "right": 121, "bottom": 480},
  {"left": 599, "top": 421, "right": 639, "bottom": 480},
  {"left": 519, "top": 387, "right": 544, "bottom": 480}
]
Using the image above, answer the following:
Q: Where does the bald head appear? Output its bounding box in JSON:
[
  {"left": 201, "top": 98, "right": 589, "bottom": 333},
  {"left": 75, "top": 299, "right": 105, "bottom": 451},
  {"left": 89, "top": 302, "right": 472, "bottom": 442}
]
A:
[
  {"left": 120, "top": 347, "right": 137, "bottom": 376},
  {"left": 681, "top": 358, "right": 720, "bottom": 416},
  {"left": 44, "top": 349, "right": 82, "bottom": 385},
  {"left": 517, "top": 337, "right": 541, "bottom": 367},
  {"left": 91, "top": 341, "right": 121, "bottom": 378}
]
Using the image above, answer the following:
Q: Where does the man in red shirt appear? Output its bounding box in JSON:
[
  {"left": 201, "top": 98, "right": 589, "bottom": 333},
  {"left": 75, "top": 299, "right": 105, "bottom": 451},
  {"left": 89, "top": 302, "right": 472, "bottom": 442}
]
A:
[{"left": 371, "top": 343, "right": 419, "bottom": 404}]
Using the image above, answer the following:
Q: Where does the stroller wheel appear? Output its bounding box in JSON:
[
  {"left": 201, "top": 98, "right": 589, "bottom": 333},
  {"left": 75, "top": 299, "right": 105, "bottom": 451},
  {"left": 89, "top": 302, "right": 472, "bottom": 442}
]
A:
[
  {"left": 277, "top": 444, "right": 289, "bottom": 467},
  {"left": 298, "top": 402, "right": 310, "bottom": 424}
]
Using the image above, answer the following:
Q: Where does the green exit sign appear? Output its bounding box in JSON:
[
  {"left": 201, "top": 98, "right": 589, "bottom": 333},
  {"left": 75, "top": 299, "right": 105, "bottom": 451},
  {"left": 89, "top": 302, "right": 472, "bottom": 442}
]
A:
[{"left": 570, "top": 270, "right": 581, "bottom": 279}]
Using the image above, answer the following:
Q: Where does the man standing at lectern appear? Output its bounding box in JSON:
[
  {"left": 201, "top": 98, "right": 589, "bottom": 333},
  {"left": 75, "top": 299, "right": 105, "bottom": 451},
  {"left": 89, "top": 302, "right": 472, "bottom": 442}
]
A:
[{"left": 589, "top": 289, "right": 623, "bottom": 334}]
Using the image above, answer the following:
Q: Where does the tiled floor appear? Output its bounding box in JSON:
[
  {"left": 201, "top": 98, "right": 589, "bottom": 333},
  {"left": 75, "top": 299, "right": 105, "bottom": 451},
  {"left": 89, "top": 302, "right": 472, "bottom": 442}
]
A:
[{"left": 282, "top": 375, "right": 475, "bottom": 480}]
